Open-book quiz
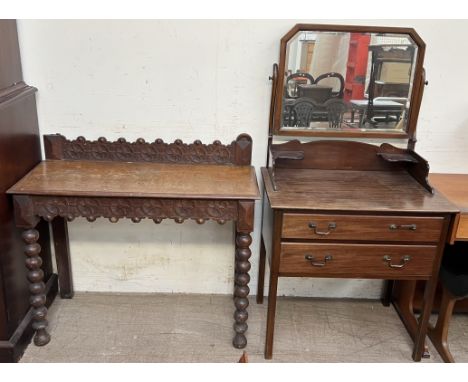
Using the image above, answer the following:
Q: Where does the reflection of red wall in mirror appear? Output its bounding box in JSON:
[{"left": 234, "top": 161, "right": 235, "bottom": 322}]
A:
[{"left": 344, "top": 33, "right": 371, "bottom": 101}]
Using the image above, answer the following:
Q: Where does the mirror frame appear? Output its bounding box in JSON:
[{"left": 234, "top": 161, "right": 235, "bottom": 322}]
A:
[{"left": 271, "top": 24, "right": 426, "bottom": 141}]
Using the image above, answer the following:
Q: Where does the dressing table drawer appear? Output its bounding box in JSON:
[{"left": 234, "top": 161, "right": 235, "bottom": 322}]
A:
[
  {"left": 282, "top": 213, "right": 444, "bottom": 243},
  {"left": 279, "top": 242, "right": 437, "bottom": 278}
]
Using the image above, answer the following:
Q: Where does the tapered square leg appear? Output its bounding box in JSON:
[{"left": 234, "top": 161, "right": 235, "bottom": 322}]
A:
[
  {"left": 263, "top": 210, "right": 282, "bottom": 359},
  {"left": 256, "top": 235, "right": 266, "bottom": 304},
  {"left": 264, "top": 272, "right": 278, "bottom": 359},
  {"left": 412, "top": 278, "right": 438, "bottom": 361}
]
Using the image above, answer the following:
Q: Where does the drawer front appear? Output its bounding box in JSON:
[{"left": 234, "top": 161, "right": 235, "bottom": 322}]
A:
[
  {"left": 282, "top": 213, "right": 444, "bottom": 243},
  {"left": 279, "top": 243, "right": 437, "bottom": 279}
]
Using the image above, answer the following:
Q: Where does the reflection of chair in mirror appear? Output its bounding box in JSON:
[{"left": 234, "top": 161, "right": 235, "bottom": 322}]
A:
[
  {"left": 291, "top": 98, "right": 317, "bottom": 127},
  {"left": 284, "top": 72, "right": 314, "bottom": 98},
  {"left": 324, "top": 99, "right": 348, "bottom": 128},
  {"left": 315, "top": 72, "right": 345, "bottom": 98},
  {"left": 282, "top": 99, "right": 295, "bottom": 126},
  {"left": 428, "top": 243, "right": 468, "bottom": 363},
  {"left": 369, "top": 98, "right": 405, "bottom": 126},
  {"left": 365, "top": 44, "right": 414, "bottom": 127},
  {"left": 374, "top": 81, "right": 410, "bottom": 98}
]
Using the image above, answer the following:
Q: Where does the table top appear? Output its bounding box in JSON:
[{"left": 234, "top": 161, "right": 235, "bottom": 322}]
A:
[
  {"left": 262, "top": 167, "right": 458, "bottom": 213},
  {"left": 297, "top": 84, "right": 333, "bottom": 89},
  {"left": 350, "top": 99, "right": 404, "bottom": 108},
  {"left": 429, "top": 173, "right": 468, "bottom": 214},
  {"left": 7, "top": 160, "right": 261, "bottom": 200}
]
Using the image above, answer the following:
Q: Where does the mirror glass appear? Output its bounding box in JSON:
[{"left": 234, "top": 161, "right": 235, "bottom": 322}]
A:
[{"left": 281, "top": 30, "right": 418, "bottom": 134}]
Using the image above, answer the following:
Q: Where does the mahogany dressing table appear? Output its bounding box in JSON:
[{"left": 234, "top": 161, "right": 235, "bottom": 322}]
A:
[
  {"left": 257, "top": 24, "right": 458, "bottom": 361},
  {"left": 7, "top": 133, "right": 260, "bottom": 350}
]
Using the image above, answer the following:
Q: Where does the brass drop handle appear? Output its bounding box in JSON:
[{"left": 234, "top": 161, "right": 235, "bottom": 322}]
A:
[
  {"left": 305, "top": 254, "right": 333, "bottom": 267},
  {"left": 383, "top": 255, "right": 412, "bottom": 268},
  {"left": 389, "top": 224, "right": 417, "bottom": 231},
  {"left": 308, "top": 222, "right": 336, "bottom": 236}
]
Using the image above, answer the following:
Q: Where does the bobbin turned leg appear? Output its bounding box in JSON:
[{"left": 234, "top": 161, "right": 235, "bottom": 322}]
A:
[
  {"left": 233, "top": 232, "right": 252, "bottom": 349},
  {"left": 23, "top": 228, "right": 50, "bottom": 346}
]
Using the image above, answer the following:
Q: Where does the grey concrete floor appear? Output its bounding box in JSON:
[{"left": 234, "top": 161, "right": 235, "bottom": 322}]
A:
[{"left": 21, "top": 293, "right": 468, "bottom": 362}]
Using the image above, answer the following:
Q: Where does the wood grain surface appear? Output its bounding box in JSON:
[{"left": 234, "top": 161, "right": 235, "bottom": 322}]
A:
[
  {"left": 282, "top": 213, "right": 444, "bottom": 243},
  {"left": 430, "top": 173, "right": 468, "bottom": 240},
  {"left": 429, "top": 174, "right": 468, "bottom": 213},
  {"left": 262, "top": 167, "right": 458, "bottom": 213},
  {"left": 279, "top": 242, "right": 438, "bottom": 279},
  {"left": 7, "top": 160, "right": 260, "bottom": 200}
]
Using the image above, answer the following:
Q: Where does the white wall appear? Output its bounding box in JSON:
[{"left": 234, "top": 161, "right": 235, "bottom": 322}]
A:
[{"left": 17, "top": 20, "right": 468, "bottom": 299}]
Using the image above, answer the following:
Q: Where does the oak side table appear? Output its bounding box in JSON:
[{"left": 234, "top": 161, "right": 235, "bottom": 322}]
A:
[{"left": 7, "top": 134, "right": 260, "bottom": 350}]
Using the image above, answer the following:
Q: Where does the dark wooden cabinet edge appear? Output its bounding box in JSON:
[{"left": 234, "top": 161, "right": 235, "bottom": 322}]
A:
[
  {"left": 0, "top": 19, "right": 54, "bottom": 363},
  {"left": 0, "top": 82, "right": 37, "bottom": 109},
  {"left": 0, "top": 274, "right": 58, "bottom": 363}
]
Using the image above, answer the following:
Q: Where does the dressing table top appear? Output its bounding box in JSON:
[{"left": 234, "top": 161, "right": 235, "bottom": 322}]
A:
[{"left": 262, "top": 167, "right": 457, "bottom": 214}]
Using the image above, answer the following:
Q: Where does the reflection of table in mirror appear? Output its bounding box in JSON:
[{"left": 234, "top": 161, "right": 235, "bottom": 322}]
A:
[
  {"left": 297, "top": 84, "right": 333, "bottom": 103},
  {"left": 7, "top": 134, "right": 261, "bottom": 351},
  {"left": 350, "top": 99, "right": 405, "bottom": 127}
]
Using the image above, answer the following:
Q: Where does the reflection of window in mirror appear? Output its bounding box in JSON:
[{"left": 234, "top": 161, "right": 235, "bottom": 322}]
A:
[
  {"left": 380, "top": 62, "right": 411, "bottom": 83},
  {"left": 299, "top": 41, "right": 315, "bottom": 73},
  {"left": 310, "top": 33, "right": 349, "bottom": 91}
]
